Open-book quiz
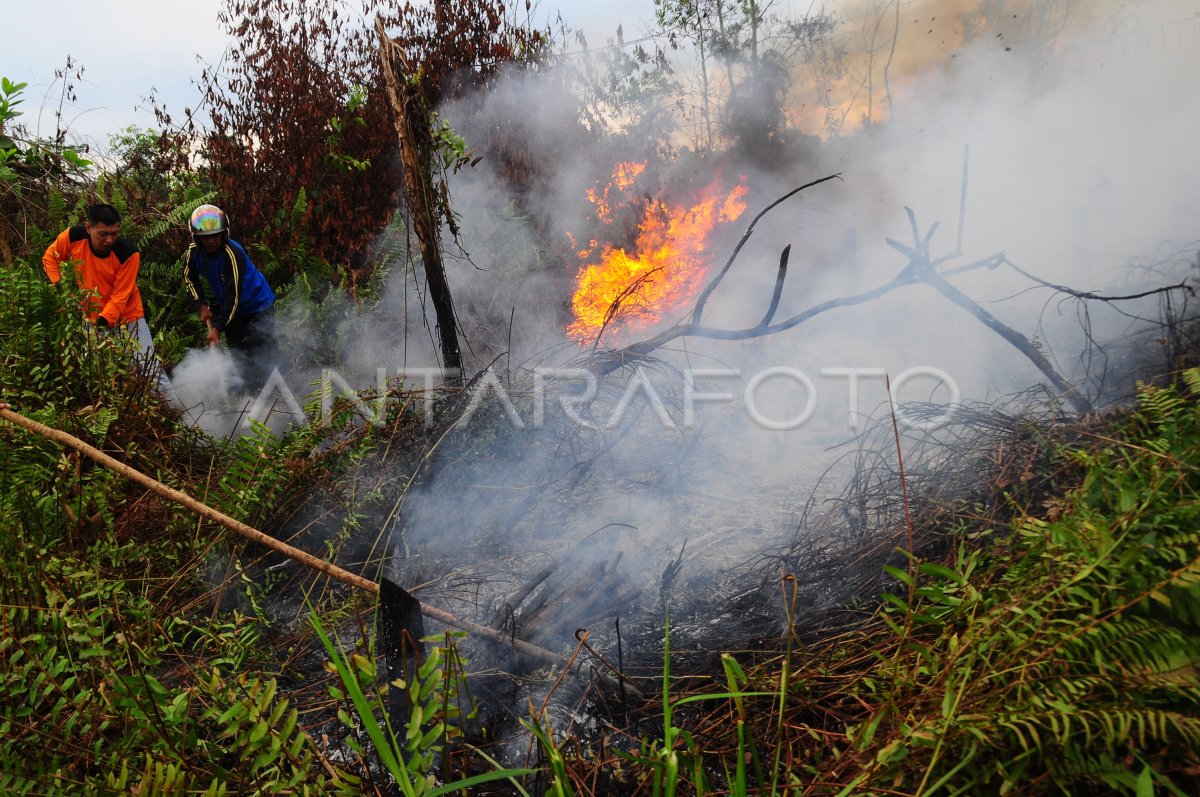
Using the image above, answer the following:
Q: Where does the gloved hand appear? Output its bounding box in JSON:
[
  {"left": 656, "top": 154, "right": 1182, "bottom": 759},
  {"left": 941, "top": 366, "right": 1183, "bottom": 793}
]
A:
[{"left": 95, "top": 316, "right": 110, "bottom": 329}]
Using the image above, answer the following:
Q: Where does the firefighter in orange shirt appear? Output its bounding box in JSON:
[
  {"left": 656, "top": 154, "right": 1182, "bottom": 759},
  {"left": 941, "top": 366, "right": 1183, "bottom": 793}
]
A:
[{"left": 42, "top": 204, "right": 177, "bottom": 402}]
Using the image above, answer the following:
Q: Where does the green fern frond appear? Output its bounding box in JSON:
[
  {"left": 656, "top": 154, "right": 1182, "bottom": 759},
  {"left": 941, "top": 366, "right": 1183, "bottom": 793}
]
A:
[
  {"left": 141, "top": 191, "right": 217, "bottom": 245},
  {"left": 292, "top": 187, "right": 308, "bottom": 217},
  {"left": 1138, "top": 382, "right": 1184, "bottom": 416},
  {"left": 113, "top": 756, "right": 187, "bottom": 797},
  {"left": 1180, "top": 367, "right": 1200, "bottom": 397}
]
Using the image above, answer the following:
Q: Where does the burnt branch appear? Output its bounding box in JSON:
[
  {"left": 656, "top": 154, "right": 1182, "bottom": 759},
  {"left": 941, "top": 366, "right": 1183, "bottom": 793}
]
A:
[
  {"left": 1002, "top": 258, "right": 1194, "bottom": 303},
  {"left": 692, "top": 173, "right": 842, "bottom": 325},
  {"left": 756, "top": 245, "right": 791, "bottom": 330},
  {"left": 591, "top": 266, "right": 666, "bottom": 355},
  {"left": 921, "top": 263, "right": 1093, "bottom": 414},
  {"left": 589, "top": 266, "right": 919, "bottom": 376},
  {"left": 887, "top": 208, "right": 1093, "bottom": 415},
  {"left": 589, "top": 183, "right": 1178, "bottom": 418}
]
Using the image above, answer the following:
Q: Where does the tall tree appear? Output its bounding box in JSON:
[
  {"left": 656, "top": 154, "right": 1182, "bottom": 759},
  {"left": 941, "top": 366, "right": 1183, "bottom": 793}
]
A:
[
  {"left": 654, "top": 0, "right": 816, "bottom": 156},
  {"left": 713, "top": 0, "right": 794, "bottom": 160},
  {"left": 656, "top": 0, "right": 717, "bottom": 151},
  {"left": 838, "top": 0, "right": 903, "bottom": 131},
  {"left": 372, "top": 1, "right": 547, "bottom": 373},
  {"left": 567, "top": 26, "right": 676, "bottom": 156},
  {"left": 777, "top": 5, "right": 845, "bottom": 139}
]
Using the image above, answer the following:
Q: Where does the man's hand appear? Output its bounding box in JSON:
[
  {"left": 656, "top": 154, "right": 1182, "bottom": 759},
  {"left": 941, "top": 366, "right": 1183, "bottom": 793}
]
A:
[
  {"left": 199, "top": 304, "right": 213, "bottom": 324},
  {"left": 206, "top": 321, "right": 220, "bottom": 347}
]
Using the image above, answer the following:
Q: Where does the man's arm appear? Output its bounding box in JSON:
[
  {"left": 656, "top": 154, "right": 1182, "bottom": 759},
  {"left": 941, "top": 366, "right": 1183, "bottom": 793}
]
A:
[
  {"left": 41, "top": 228, "right": 71, "bottom": 284},
  {"left": 181, "top": 246, "right": 215, "bottom": 326}
]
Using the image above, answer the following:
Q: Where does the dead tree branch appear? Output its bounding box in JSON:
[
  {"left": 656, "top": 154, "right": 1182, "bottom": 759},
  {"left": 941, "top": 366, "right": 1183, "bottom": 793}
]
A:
[
  {"left": 589, "top": 262, "right": 918, "bottom": 376},
  {"left": 692, "top": 173, "right": 843, "bottom": 324},
  {"left": 587, "top": 182, "right": 1176, "bottom": 416},
  {"left": 756, "top": 245, "right": 790, "bottom": 330},
  {"left": 375, "top": 16, "right": 462, "bottom": 374},
  {"left": 1002, "top": 258, "right": 1194, "bottom": 303},
  {"left": 923, "top": 259, "right": 1093, "bottom": 414}
]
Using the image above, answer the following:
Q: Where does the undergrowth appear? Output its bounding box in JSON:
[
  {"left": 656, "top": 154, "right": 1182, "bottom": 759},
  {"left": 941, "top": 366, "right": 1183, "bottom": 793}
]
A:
[
  {"left": 0, "top": 262, "right": 390, "bottom": 794},
  {"left": 524, "top": 369, "right": 1200, "bottom": 795}
]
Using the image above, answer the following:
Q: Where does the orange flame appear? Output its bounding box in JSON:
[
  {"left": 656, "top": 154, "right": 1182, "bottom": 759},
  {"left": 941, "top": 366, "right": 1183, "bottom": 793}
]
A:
[
  {"left": 585, "top": 161, "right": 646, "bottom": 224},
  {"left": 567, "top": 163, "right": 748, "bottom": 343}
]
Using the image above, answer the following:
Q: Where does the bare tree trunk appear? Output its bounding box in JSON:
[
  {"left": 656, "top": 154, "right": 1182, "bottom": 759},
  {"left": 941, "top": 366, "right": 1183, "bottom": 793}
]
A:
[
  {"left": 883, "top": 0, "right": 900, "bottom": 122},
  {"left": 715, "top": 0, "right": 736, "bottom": 92},
  {"left": 375, "top": 17, "right": 462, "bottom": 375},
  {"left": 746, "top": 0, "right": 760, "bottom": 60},
  {"left": 695, "top": 1, "right": 713, "bottom": 151}
]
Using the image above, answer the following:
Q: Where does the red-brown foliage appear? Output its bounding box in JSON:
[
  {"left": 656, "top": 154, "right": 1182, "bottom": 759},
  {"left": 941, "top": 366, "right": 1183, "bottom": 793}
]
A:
[{"left": 158, "top": 0, "right": 549, "bottom": 278}]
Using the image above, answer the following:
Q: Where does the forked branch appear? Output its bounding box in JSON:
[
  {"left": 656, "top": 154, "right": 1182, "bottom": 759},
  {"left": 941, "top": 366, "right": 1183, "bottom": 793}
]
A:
[
  {"left": 692, "top": 173, "right": 843, "bottom": 325},
  {"left": 590, "top": 184, "right": 1189, "bottom": 418}
]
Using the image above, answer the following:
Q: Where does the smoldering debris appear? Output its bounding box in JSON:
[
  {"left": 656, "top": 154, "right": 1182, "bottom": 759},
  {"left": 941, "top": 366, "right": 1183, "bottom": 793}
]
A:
[{"left": 167, "top": 344, "right": 301, "bottom": 438}]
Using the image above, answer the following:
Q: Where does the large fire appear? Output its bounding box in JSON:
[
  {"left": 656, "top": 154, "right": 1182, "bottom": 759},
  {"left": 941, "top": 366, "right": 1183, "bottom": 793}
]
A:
[{"left": 567, "top": 162, "right": 749, "bottom": 343}]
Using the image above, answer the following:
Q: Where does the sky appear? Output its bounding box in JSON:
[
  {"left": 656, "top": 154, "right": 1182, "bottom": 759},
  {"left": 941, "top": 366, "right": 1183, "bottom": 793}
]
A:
[{"left": 4, "top": 0, "right": 660, "bottom": 149}]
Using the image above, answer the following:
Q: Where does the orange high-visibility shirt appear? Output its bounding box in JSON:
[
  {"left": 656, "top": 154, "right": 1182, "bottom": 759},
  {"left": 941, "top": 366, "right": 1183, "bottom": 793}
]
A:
[{"left": 42, "top": 225, "right": 145, "bottom": 325}]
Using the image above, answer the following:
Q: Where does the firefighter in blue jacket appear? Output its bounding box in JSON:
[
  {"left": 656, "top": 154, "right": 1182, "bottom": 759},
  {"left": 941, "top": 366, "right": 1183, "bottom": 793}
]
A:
[{"left": 183, "top": 204, "right": 277, "bottom": 386}]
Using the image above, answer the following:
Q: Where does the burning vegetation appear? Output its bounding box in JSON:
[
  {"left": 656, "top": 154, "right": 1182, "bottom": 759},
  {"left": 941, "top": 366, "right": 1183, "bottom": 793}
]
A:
[{"left": 567, "top": 162, "right": 749, "bottom": 343}]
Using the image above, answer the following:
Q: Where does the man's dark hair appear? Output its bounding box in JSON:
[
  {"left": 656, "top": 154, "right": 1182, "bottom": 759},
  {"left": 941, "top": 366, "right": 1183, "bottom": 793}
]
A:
[{"left": 87, "top": 204, "right": 122, "bottom": 226}]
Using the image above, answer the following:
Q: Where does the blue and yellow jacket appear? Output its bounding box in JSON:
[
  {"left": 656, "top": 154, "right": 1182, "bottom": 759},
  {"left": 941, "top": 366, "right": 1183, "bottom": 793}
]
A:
[{"left": 183, "top": 240, "right": 274, "bottom": 332}]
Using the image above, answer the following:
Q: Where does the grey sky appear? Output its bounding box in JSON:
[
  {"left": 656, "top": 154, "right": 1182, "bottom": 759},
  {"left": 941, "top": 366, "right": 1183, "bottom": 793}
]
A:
[{"left": 5, "top": 0, "right": 654, "bottom": 148}]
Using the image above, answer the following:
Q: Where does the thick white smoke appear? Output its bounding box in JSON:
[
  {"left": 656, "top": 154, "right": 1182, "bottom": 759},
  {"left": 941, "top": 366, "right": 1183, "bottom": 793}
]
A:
[{"left": 374, "top": 0, "right": 1198, "bottom": 622}]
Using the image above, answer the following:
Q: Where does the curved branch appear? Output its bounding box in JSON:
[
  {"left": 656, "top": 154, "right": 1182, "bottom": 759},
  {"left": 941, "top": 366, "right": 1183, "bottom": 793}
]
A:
[
  {"left": 1003, "top": 258, "right": 1195, "bottom": 302},
  {"left": 755, "top": 245, "right": 790, "bottom": 330},
  {"left": 692, "top": 173, "right": 842, "bottom": 325},
  {"left": 591, "top": 268, "right": 917, "bottom": 376}
]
